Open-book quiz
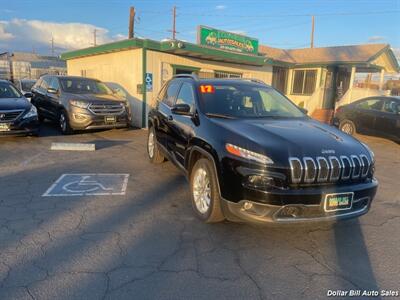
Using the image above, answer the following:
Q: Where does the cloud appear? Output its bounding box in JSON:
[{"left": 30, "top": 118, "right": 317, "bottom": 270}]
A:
[
  {"left": 0, "top": 18, "right": 124, "bottom": 54},
  {"left": 367, "top": 36, "right": 386, "bottom": 43},
  {"left": 0, "top": 22, "right": 13, "bottom": 40},
  {"left": 215, "top": 5, "right": 226, "bottom": 10}
]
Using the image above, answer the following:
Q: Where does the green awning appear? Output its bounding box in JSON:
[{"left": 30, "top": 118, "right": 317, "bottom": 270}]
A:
[{"left": 61, "top": 38, "right": 268, "bottom": 66}]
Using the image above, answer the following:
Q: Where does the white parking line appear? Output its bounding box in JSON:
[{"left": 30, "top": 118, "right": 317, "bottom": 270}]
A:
[
  {"left": 19, "top": 151, "right": 45, "bottom": 167},
  {"left": 51, "top": 143, "right": 96, "bottom": 151}
]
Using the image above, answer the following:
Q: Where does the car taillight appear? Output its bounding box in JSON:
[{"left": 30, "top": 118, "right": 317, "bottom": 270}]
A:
[{"left": 335, "top": 106, "right": 342, "bottom": 115}]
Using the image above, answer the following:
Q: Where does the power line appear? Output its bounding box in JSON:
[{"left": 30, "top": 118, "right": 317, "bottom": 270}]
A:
[
  {"left": 310, "top": 16, "right": 315, "bottom": 48},
  {"left": 128, "top": 6, "right": 135, "bottom": 39},
  {"left": 137, "top": 9, "right": 400, "bottom": 18},
  {"left": 170, "top": 5, "right": 177, "bottom": 39},
  {"left": 50, "top": 36, "right": 54, "bottom": 56},
  {"left": 93, "top": 29, "right": 97, "bottom": 46}
]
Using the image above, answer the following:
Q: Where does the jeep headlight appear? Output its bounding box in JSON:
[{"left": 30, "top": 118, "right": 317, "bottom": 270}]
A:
[
  {"left": 225, "top": 143, "right": 274, "bottom": 164},
  {"left": 23, "top": 105, "right": 37, "bottom": 119},
  {"left": 70, "top": 100, "right": 89, "bottom": 109}
]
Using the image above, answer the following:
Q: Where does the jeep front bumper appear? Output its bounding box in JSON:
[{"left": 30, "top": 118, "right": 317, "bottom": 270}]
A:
[{"left": 221, "top": 179, "right": 378, "bottom": 224}]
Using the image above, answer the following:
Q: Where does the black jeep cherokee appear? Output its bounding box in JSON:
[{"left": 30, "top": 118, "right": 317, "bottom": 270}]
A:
[{"left": 147, "top": 75, "right": 378, "bottom": 224}]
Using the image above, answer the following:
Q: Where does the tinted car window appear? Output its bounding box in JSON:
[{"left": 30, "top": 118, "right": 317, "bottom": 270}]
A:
[
  {"left": 162, "top": 82, "right": 180, "bottom": 106},
  {"left": 0, "top": 82, "right": 22, "bottom": 98},
  {"left": 33, "top": 78, "right": 43, "bottom": 90},
  {"left": 356, "top": 99, "right": 383, "bottom": 111},
  {"left": 21, "top": 80, "right": 36, "bottom": 91},
  {"left": 40, "top": 76, "right": 52, "bottom": 90},
  {"left": 59, "top": 78, "right": 112, "bottom": 94},
  {"left": 175, "top": 83, "right": 195, "bottom": 111},
  {"left": 200, "top": 83, "right": 304, "bottom": 118},
  {"left": 383, "top": 100, "right": 400, "bottom": 114},
  {"left": 157, "top": 83, "right": 168, "bottom": 101},
  {"left": 49, "top": 78, "right": 60, "bottom": 91}
]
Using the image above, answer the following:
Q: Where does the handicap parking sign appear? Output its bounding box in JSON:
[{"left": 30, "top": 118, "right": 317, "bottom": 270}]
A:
[
  {"left": 43, "top": 174, "right": 129, "bottom": 197},
  {"left": 145, "top": 73, "right": 153, "bottom": 92}
]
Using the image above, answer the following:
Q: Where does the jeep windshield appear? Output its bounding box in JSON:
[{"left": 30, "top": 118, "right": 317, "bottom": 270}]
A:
[
  {"left": 59, "top": 78, "right": 112, "bottom": 95},
  {"left": 199, "top": 83, "right": 305, "bottom": 118}
]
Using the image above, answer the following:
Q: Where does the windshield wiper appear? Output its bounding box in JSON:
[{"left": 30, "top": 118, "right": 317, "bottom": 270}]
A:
[{"left": 205, "top": 113, "right": 235, "bottom": 119}]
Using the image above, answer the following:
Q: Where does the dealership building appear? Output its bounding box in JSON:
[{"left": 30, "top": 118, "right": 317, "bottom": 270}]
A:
[{"left": 61, "top": 26, "right": 399, "bottom": 128}]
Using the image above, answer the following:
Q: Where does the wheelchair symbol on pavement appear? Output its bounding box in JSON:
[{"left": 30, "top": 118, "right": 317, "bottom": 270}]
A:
[
  {"left": 62, "top": 175, "right": 114, "bottom": 193},
  {"left": 43, "top": 174, "right": 129, "bottom": 197}
]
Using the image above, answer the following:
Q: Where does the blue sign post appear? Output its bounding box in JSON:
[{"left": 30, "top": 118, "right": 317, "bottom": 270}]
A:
[{"left": 145, "top": 73, "right": 153, "bottom": 92}]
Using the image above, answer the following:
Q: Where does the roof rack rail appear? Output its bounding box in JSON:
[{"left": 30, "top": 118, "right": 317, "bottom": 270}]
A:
[
  {"left": 234, "top": 78, "right": 267, "bottom": 85},
  {"left": 249, "top": 78, "right": 267, "bottom": 85},
  {"left": 173, "top": 74, "right": 199, "bottom": 80}
]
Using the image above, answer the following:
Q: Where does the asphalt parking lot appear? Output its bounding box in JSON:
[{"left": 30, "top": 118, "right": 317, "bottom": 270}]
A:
[{"left": 0, "top": 123, "right": 399, "bottom": 300}]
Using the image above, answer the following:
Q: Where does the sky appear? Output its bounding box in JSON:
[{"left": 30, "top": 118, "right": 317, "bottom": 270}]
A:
[{"left": 0, "top": 0, "right": 399, "bottom": 59}]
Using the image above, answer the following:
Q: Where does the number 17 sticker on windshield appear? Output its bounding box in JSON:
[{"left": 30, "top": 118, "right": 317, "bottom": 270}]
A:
[{"left": 199, "top": 85, "right": 215, "bottom": 93}]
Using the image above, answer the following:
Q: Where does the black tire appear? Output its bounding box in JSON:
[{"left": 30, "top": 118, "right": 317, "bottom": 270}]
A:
[
  {"left": 190, "top": 158, "right": 224, "bottom": 223},
  {"left": 59, "top": 110, "right": 73, "bottom": 135},
  {"left": 339, "top": 119, "right": 356, "bottom": 136},
  {"left": 147, "top": 127, "right": 164, "bottom": 164}
]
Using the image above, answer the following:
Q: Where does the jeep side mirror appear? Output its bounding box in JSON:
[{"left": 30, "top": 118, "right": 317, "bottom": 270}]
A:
[{"left": 171, "top": 103, "right": 192, "bottom": 115}]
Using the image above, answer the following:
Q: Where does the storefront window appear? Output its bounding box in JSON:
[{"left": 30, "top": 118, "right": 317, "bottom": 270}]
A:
[
  {"left": 214, "top": 71, "right": 242, "bottom": 78},
  {"left": 272, "top": 66, "right": 288, "bottom": 93},
  {"left": 292, "top": 69, "right": 317, "bottom": 95}
]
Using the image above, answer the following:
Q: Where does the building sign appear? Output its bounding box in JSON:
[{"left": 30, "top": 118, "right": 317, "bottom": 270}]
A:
[
  {"left": 197, "top": 26, "right": 259, "bottom": 55},
  {"left": 145, "top": 73, "right": 153, "bottom": 92}
]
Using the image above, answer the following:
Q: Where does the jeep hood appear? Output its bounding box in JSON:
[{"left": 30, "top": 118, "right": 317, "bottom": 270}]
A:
[{"left": 211, "top": 117, "right": 369, "bottom": 164}]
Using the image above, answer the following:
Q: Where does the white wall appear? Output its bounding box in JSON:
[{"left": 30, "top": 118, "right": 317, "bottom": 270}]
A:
[{"left": 67, "top": 49, "right": 143, "bottom": 127}]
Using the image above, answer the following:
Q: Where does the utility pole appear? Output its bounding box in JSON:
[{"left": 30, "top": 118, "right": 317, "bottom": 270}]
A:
[
  {"left": 51, "top": 37, "right": 54, "bottom": 56},
  {"left": 172, "top": 6, "right": 177, "bottom": 39},
  {"left": 93, "top": 29, "right": 97, "bottom": 46},
  {"left": 310, "top": 15, "right": 315, "bottom": 48},
  {"left": 128, "top": 6, "right": 135, "bottom": 39}
]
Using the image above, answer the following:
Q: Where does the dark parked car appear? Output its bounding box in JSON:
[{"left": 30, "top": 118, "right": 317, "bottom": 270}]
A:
[
  {"left": 334, "top": 96, "right": 400, "bottom": 142},
  {"left": 31, "top": 75, "right": 130, "bottom": 134},
  {"left": 147, "top": 75, "right": 378, "bottom": 224},
  {"left": 0, "top": 80, "right": 39, "bottom": 136},
  {"left": 14, "top": 79, "right": 36, "bottom": 101}
]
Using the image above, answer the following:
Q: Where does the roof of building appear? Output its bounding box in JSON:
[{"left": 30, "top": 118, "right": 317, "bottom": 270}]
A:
[
  {"left": 258, "top": 45, "right": 296, "bottom": 63},
  {"left": 31, "top": 60, "right": 66, "bottom": 69},
  {"left": 61, "top": 38, "right": 399, "bottom": 71},
  {"left": 61, "top": 38, "right": 267, "bottom": 66},
  {"left": 259, "top": 43, "right": 391, "bottom": 65}
]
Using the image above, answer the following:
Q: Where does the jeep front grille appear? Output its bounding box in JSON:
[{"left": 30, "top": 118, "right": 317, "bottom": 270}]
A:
[
  {"left": 289, "top": 154, "right": 371, "bottom": 184},
  {"left": 0, "top": 110, "right": 24, "bottom": 122},
  {"left": 88, "top": 103, "right": 125, "bottom": 116}
]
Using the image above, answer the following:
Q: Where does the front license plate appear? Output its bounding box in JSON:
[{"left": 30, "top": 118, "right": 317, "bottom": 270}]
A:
[
  {"left": 105, "top": 116, "right": 116, "bottom": 123},
  {"left": 324, "top": 192, "right": 353, "bottom": 212},
  {"left": 0, "top": 123, "right": 10, "bottom": 132}
]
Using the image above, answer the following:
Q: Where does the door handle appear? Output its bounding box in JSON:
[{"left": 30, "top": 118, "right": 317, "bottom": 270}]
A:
[{"left": 168, "top": 115, "right": 173, "bottom": 121}]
